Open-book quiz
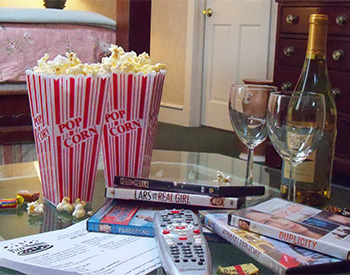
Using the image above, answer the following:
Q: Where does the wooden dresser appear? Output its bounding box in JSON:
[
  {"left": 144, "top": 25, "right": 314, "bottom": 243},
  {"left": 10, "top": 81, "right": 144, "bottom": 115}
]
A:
[{"left": 267, "top": 0, "right": 350, "bottom": 177}]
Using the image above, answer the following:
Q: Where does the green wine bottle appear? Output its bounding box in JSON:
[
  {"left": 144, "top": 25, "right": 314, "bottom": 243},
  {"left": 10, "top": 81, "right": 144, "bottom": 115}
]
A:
[{"left": 281, "top": 14, "right": 337, "bottom": 206}]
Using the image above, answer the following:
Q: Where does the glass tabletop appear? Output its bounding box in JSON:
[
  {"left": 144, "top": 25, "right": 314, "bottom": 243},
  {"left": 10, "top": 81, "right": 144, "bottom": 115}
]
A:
[{"left": 1, "top": 149, "right": 350, "bottom": 274}]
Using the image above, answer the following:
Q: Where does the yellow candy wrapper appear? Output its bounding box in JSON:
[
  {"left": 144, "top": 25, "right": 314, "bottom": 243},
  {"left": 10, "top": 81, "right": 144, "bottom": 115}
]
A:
[{"left": 217, "top": 263, "right": 259, "bottom": 275}]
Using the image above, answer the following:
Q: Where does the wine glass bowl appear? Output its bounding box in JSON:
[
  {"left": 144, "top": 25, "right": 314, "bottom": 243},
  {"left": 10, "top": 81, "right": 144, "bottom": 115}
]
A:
[
  {"left": 229, "top": 84, "right": 277, "bottom": 185},
  {"left": 267, "top": 91, "right": 326, "bottom": 201}
]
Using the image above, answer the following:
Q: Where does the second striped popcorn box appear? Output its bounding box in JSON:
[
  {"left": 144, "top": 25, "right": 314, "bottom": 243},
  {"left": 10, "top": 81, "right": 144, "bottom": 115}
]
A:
[{"left": 102, "top": 70, "right": 166, "bottom": 186}]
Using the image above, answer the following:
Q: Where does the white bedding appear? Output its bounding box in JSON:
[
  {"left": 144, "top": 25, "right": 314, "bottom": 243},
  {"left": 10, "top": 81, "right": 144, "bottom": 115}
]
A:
[{"left": 0, "top": 8, "right": 116, "bottom": 30}]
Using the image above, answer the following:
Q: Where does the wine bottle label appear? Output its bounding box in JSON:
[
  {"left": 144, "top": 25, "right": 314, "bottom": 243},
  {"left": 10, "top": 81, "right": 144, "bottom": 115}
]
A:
[
  {"left": 282, "top": 130, "right": 334, "bottom": 189},
  {"left": 287, "top": 131, "right": 313, "bottom": 152},
  {"left": 283, "top": 151, "right": 316, "bottom": 182}
]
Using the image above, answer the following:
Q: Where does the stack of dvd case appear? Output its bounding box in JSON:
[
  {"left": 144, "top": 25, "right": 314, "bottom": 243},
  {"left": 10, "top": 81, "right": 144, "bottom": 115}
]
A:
[
  {"left": 228, "top": 198, "right": 350, "bottom": 261},
  {"left": 87, "top": 199, "right": 225, "bottom": 243},
  {"left": 199, "top": 209, "right": 350, "bottom": 275},
  {"left": 105, "top": 175, "right": 266, "bottom": 209}
]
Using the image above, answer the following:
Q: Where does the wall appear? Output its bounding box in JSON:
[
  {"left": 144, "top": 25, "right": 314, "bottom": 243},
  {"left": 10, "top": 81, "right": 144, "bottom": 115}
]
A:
[
  {"left": 150, "top": 0, "right": 187, "bottom": 110},
  {"left": 0, "top": 0, "right": 116, "bottom": 20},
  {"left": 151, "top": 1, "right": 204, "bottom": 127}
]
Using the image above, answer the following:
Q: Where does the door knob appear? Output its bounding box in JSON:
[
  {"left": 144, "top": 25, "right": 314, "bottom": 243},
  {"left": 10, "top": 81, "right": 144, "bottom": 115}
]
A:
[{"left": 203, "top": 8, "right": 213, "bottom": 17}]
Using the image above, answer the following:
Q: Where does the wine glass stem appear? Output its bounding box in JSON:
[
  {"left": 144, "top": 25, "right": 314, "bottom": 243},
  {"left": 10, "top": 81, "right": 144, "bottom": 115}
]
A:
[
  {"left": 245, "top": 148, "right": 254, "bottom": 185},
  {"left": 288, "top": 162, "right": 297, "bottom": 202}
]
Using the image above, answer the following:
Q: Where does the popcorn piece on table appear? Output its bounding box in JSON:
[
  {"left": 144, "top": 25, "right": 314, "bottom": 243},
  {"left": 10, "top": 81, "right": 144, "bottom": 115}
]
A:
[
  {"left": 57, "top": 197, "right": 87, "bottom": 218},
  {"left": 72, "top": 202, "right": 86, "bottom": 219},
  {"left": 215, "top": 171, "right": 232, "bottom": 184},
  {"left": 27, "top": 201, "right": 44, "bottom": 216},
  {"left": 56, "top": 197, "right": 74, "bottom": 213}
]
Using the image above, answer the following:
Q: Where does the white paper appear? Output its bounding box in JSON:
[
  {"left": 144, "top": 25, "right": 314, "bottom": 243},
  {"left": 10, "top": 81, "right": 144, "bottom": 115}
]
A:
[{"left": 0, "top": 220, "right": 161, "bottom": 275}]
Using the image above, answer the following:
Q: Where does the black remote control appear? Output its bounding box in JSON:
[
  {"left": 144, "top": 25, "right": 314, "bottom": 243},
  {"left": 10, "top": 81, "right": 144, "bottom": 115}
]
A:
[{"left": 153, "top": 209, "right": 212, "bottom": 275}]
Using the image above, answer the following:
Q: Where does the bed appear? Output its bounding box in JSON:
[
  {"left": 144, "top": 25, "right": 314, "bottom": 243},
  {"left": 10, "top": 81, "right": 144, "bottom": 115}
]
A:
[{"left": 0, "top": 8, "right": 116, "bottom": 143}]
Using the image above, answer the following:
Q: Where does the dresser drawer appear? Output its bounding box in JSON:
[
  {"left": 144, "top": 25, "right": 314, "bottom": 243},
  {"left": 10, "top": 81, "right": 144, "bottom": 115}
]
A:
[
  {"left": 329, "top": 74, "right": 350, "bottom": 114},
  {"left": 280, "top": 7, "right": 319, "bottom": 34},
  {"left": 273, "top": 70, "right": 299, "bottom": 92},
  {"left": 280, "top": 6, "right": 350, "bottom": 36},
  {"left": 274, "top": 70, "right": 350, "bottom": 114},
  {"left": 277, "top": 39, "right": 306, "bottom": 68},
  {"left": 327, "top": 40, "right": 350, "bottom": 72},
  {"left": 277, "top": 38, "right": 350, "bottom": 72},
  {"left": 335, "top": 113, "right": 350, "bottom": 159}
]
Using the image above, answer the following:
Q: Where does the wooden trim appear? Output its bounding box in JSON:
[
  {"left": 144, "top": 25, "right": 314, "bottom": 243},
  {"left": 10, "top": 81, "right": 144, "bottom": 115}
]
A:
[
  {"left": 116, "top": 0, "right": 130, "bottom": 51},
  {"left": 116, "top": 0, "right": 151, "bottom": 54}
]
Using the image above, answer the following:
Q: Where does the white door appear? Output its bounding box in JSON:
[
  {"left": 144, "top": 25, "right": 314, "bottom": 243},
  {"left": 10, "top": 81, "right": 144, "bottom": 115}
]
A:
[{"left": 201, "top": 0, "right": 272, "bottom": 131}]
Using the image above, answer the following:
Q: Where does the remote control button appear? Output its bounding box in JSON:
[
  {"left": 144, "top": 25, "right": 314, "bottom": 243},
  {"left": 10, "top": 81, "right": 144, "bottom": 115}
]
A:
[
  {"left": 198, "top": 261, "right": 204, "bottom": 265},
  {"left": 162, "top": 230, "right": 170, "bottom": 235},
  {"left": 176, "top": 225, "right": 186, "bottom": 230},
  {"left": 177, "top": 242, "right": 183, "bottom": 245},
  {"left": 175, "top": 259, "right": 180, "bottom": 263},
  {"left": 183, "top": 259, "right": 188, "bottom": 262},
  {"left": 167, "top": 225, "right": 173, "bottom": 230},
  {"left": 192, "top": 258, "right": 197, "bottom": 262},
  {"left": 179, "top": 236, "right": 188, "bottom": 241},
  {"left": 171, "top": 210, "right": 180, "bottom": 214},
  {"left": 193, "top": 229, "right": 200, "bottom": 234},
  {"left": 186, "top": 242, "right": 192, "bottom": 245}
]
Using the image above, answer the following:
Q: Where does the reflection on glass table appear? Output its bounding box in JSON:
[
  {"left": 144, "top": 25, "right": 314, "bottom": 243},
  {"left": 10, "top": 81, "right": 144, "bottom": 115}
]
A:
[{"left": 1, "top": 149, "right": 350, "bottom": 274}]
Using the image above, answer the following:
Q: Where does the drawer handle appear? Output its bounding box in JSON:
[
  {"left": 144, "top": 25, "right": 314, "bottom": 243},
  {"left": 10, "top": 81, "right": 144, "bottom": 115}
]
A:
[
  {"left": 286, "top": 14, "right": 298, "bottom": 24},
  {"left": 281, "top": 81, "right": 292, "bottom": 92},
  {"left": 336, "top": 15, "right": 348, "bottom": 27},
  {"left": 332, "top": 87, "right": 341, "bottom": 98},
  {"left": 283, "top": 46, "right": 295, "bottom": 57},
  {"left": 332, "top": 49, "right": 345, "bottom": 61}
]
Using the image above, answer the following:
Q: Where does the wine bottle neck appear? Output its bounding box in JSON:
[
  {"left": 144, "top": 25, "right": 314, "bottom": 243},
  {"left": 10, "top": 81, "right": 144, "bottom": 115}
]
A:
[{"left": 306, "top": 14, "right": 328, "bottom": 60}]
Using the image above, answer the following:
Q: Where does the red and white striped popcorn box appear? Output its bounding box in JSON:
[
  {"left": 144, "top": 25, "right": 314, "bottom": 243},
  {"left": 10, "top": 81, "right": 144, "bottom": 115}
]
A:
[
  {"left": 102, "top": 70, "right": 166, "bottom": 186},
  {"left": 25, "top": 71, "right": 110, "bottom": 206}
]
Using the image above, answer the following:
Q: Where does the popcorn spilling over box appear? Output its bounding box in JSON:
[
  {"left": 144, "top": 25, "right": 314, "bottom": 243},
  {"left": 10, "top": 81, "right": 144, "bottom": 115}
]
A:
[
  {"left": 100, "top": 46, "right": 166, "bottom": 186},
  {"left": 26, "top": 52, "right": 110, "bottom": 206}
]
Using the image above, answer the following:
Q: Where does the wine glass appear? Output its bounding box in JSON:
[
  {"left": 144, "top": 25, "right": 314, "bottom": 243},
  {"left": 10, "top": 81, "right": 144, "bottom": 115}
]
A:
[
  {"left": 267, "top": 91, "right": 326, "bottom": 202},
  {"left": 229, "top": 84, "right": 277, "bottom": 185}
]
